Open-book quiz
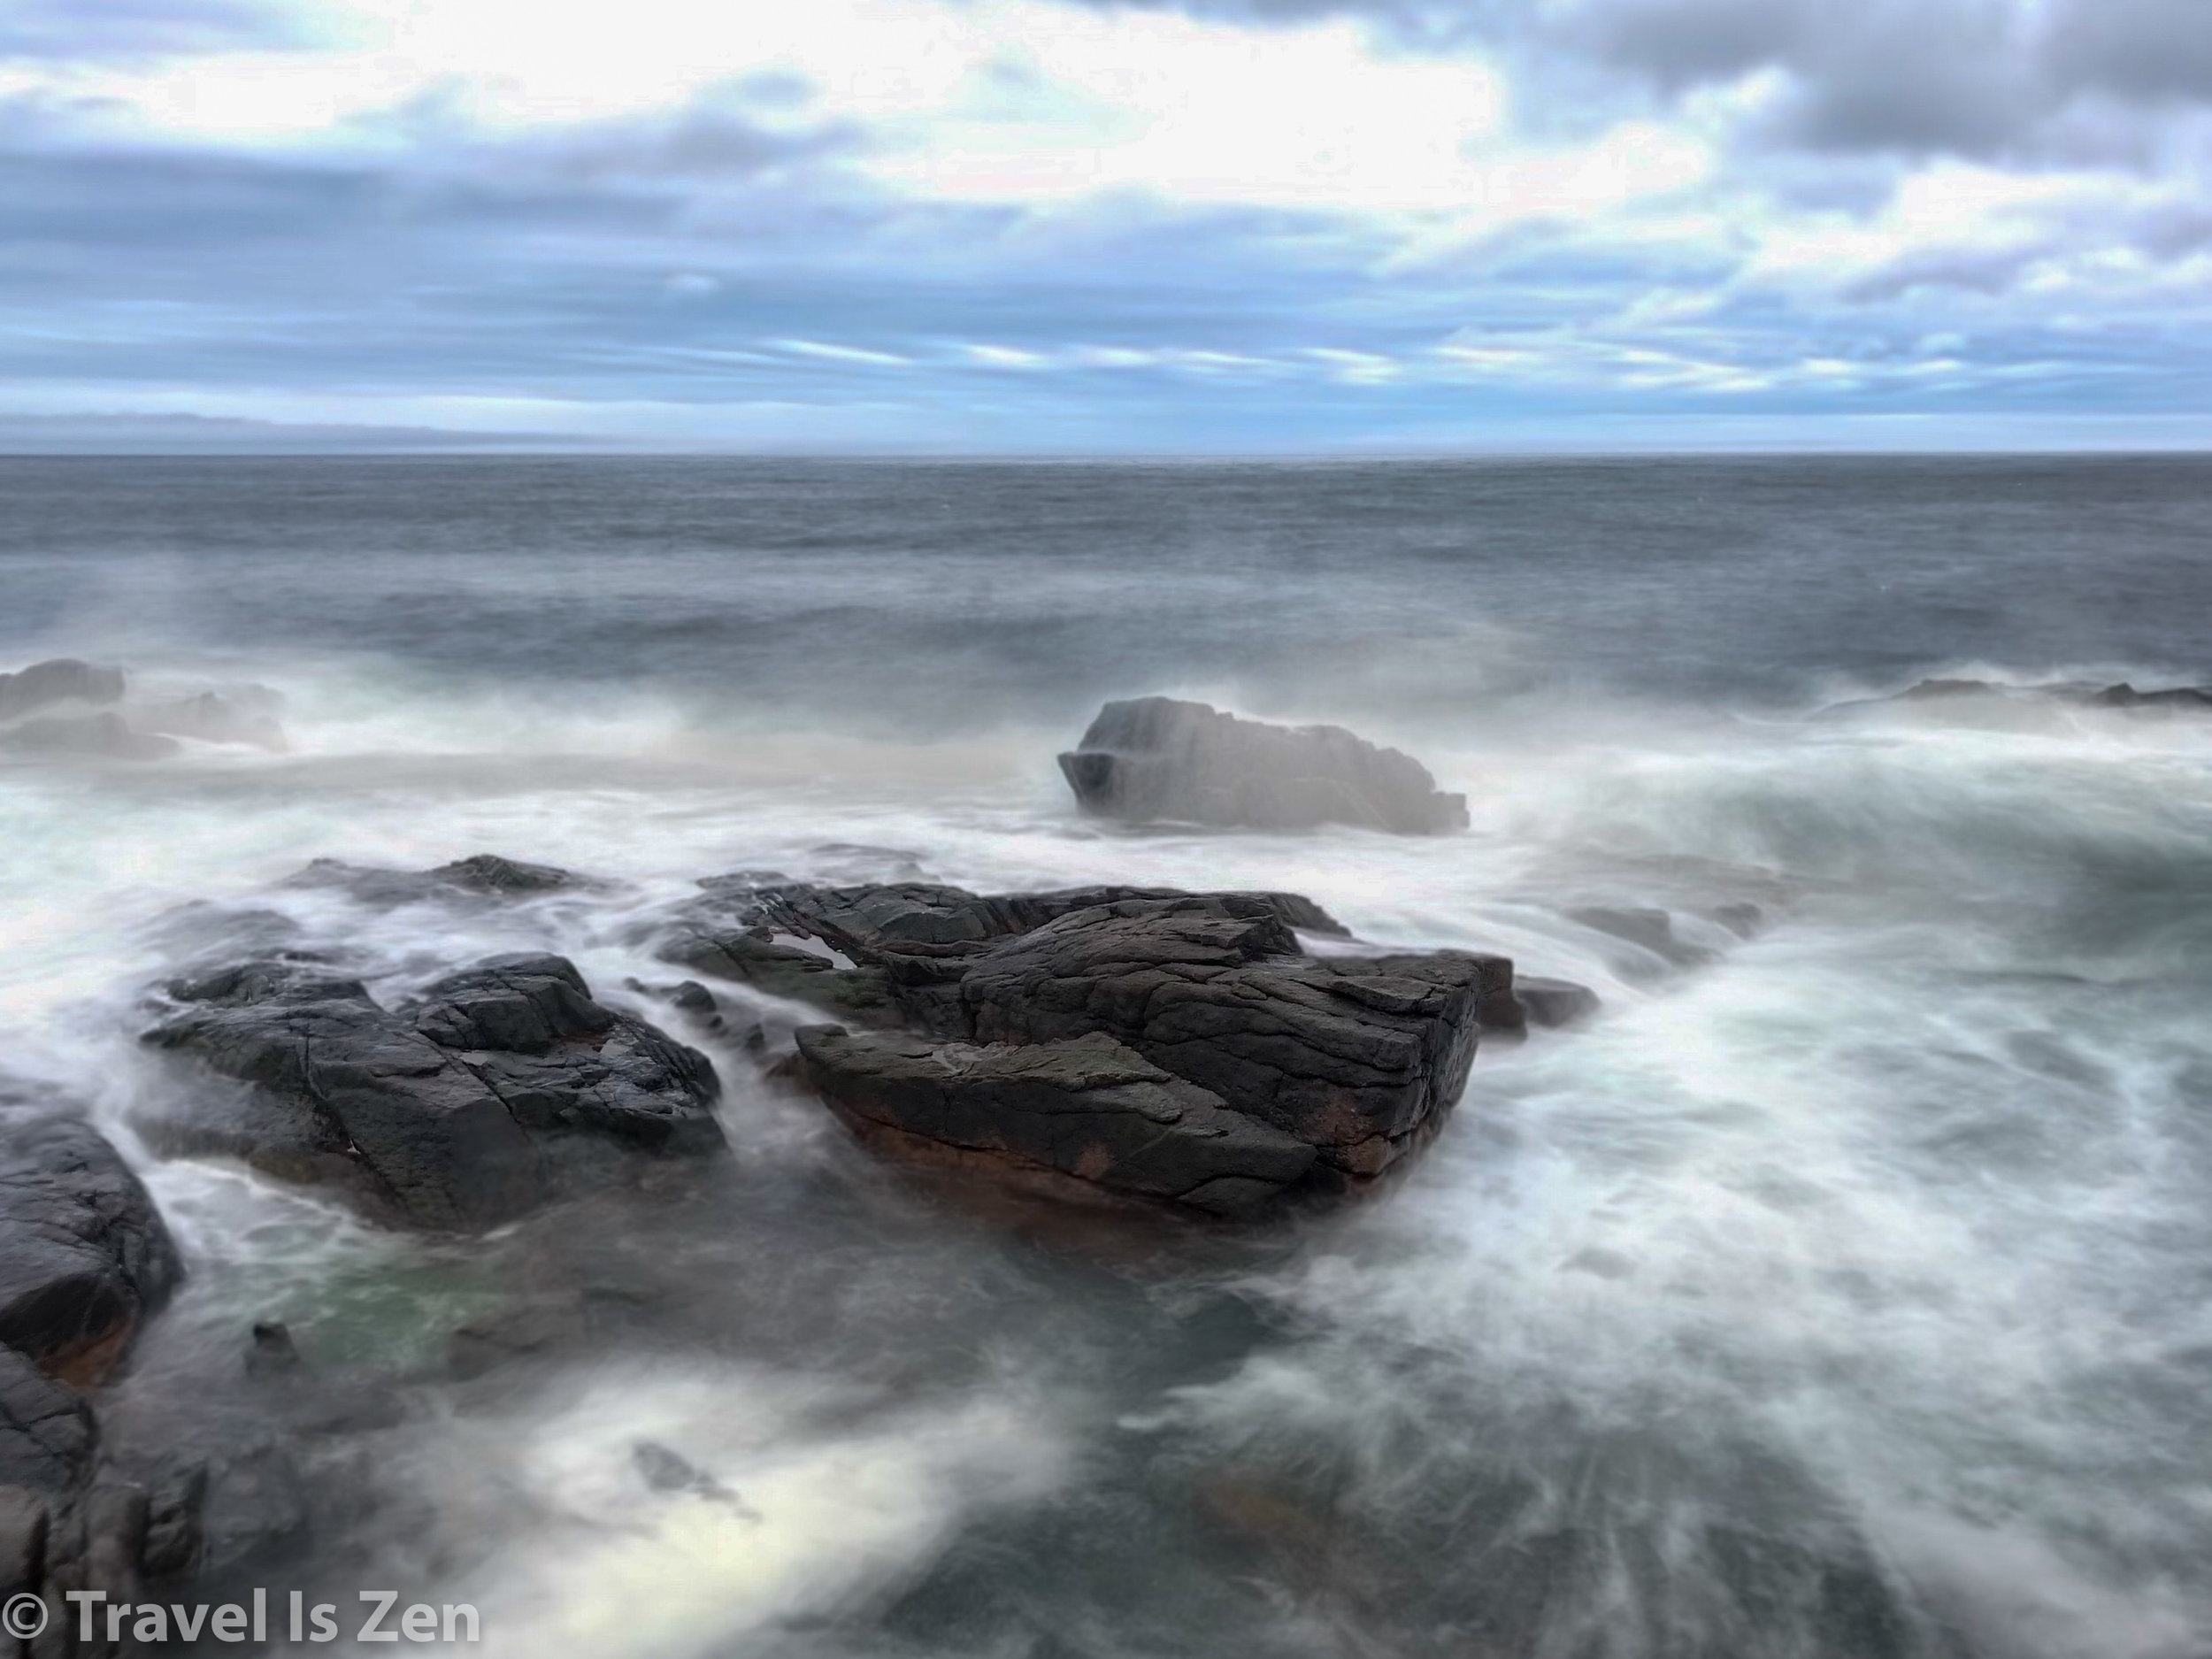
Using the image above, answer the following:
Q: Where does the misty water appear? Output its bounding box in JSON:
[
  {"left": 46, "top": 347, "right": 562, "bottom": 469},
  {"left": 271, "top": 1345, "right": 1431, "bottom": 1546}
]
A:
[{"left": 5, "top": 453, "right": 2212, "bottom": 1657}]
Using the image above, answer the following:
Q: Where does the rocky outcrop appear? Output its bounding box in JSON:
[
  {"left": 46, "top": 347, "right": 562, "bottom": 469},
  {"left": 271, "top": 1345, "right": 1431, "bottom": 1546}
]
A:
[
  {"left": 284, "top": 852, "right": 582, "bottom": 907},
  {"left": 142, "top": 953, "right": 724, "bottom": 1230},
  {"left": 1057, "top": 697, "right": 1469, "bottom": 834},
  {"left": 667, "top": 877, "right": 1497, "bottom": 1215},
  {"left": 0, "top": 659, "right": 290, "bottom": 763},
  {"left": 1840, "top": 677, "right": 2212, "bottom": 714},
  {"left": 0, "top": 661, "right": 123, "bottom": 724},
  {"left": 0, "top": 1097, "right": 190, "bottom": 1616},
  {"left": 954, "top": 895, "right": 1491, "bottom": 1176},
  {"left": 795, "top": 1028, "right": 1318, "bottom": 1217},
  {"left": 0, "top": 1112, "right": 182, "bottom": 1389}
]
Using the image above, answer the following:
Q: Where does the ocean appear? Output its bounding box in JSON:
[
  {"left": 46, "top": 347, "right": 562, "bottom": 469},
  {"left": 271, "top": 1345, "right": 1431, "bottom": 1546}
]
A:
[{"left": 4, "top": 452, "right": 2211, "bottom": 1657}]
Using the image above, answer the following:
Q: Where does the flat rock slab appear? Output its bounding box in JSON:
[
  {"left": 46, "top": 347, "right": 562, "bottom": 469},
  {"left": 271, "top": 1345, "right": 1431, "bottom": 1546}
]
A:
[
  {"left": 0, "top": 1104, "right": 181, "bottom": 1388},
  {"left": 284, "top": 852, "right": 583, "bottom": 907},
  {"left": 144, "top": 953, "right": 724, "bottom": 1230},
  {"left": 1057, "top": 696, "right": 1469, "bottom": 833}
]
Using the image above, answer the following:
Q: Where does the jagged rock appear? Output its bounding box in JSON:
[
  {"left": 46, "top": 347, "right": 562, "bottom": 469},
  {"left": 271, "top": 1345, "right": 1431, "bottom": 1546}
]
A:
[
  {"left": 0, "top": 661, "right": 123, "bottom": 723},
  {"left": 0, "top": 1106, "right": 182, "bottom": 1388},
  {"left": 283, "top": 852, "right": 580, "bottom": 907},
  {"left": 0, "top": 712, "right": 179, "bottom": 763},
  {"left": 957, "top": 896, "right": 1490, "bottom": 1177},
  {"left": 795, "top": 1028, "right": 1317, "bottom": 1216},
  {"left": 664, "top": 878, "right": 1349, "bottom": 1037},
  {"left": 1057, "top": 697, "right": 1469, "bottom": 834},
  {"left": 142, "top": 953, "right": 723, "bottom": 1230}
]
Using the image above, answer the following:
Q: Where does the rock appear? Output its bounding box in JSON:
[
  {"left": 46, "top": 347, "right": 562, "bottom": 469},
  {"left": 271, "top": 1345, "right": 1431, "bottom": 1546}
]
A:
[
  {"left": 632, "top": 1442, "right": 755, "bottom": 1515},
  {"left": 447, "top": 1299, "right": 590, "bottom": 1380},
  {"left": 1569, "top": 906, "right": 1714, "bottom": 969},
  {"left": 138, "top": 1463, "right": 208, "bottom": 1579},
  {"left": 245, "top": 1322, "right": 302, "bottom": 1379},
  {"left": 795, "top": 1028, "right": 1317, "bottom": 1216},
  {"left": 283, "top": 852, "right": 580, "bottom": 907},
  {"left": 1842, "top": 677, "right": 2212, "bottom": 714},
  {"left": 0, "top": 1483, "right": 46, "bottom": 1595},
  {"left": 664, "top": 877, "right": 1348, "bottom": 1036},
  {"left": 0, "top": 1107, "right": 182, "bottom": 1388},
  {"left": 132, "top": 687, "right": 286, "bottom": 750},
  {"left": 957, "top": 896, "right": 1490, "bottom": 1177},
  {"left": 1057, "top": 696, "right": 1468, "bottom": 834},
  {"left": 0, "top": 661, "right": 123, "bottom": 723},
  {"left": 1512, "top": 977, "right": 1602, "bottom": 1031},
  {"left": 0, "top": 712, "right": 180, "bottom": 762},
  {"left": 142, "top": 953, "right": 723, "bottom": 1230},
  {"left": 0, "top": 1351, "right": 90, "bottom": 1499}
]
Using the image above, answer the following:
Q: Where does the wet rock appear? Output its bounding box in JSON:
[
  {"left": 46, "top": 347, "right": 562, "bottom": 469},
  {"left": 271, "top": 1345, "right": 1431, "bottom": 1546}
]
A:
[
  {"left": 0, "top": 712, "right": 179, "bottom": 763},
  {"left": 1846, "top": 677, "right": 2212, "bottom": 714},
  {"left": 632, "top": 1442, "right": 756, "bottom": 1516},
  {"left": 245, "top": 1322, "right": 302, "bottom": 1380},
  {"left": 1057, "top": 696, "right": 1468, "bottom": 834},
  {"left": 142, "top": 952, "right": 723, "bottom": 1230},
  {"left": 138, "top": 1463, "right": 208, "bottom": 1580},
  {"left": 447, "top": 1298, "right": 590, "bottom": 1380},
  {"left": 958, "top": 896, "right": 1490, "bottom": 1177},
  {"left": 0, "top": 1107, "right": 182, "bottom": 1388},
  {"left": 0, "top": 661, "right": 123, "bottom": 723},
  {"left": 1512, "top": 977, "right": 1602, "bottom": 1031},
  {"left": 0, "top": 1352, "right": 91, "bottom": 1498},
  {"left": 1570, "top": 906, "right": 1714, "bottom": 969},
  {"left": 795, "top": 1028, "right": 1317, "bottom": 1216},
  {"left": 665, "top": 877, "right": 1348, "bottom": 1037},
  {"left": 283, "top": 852, "right": 581, "bottom": 907},
  {"left": 0, "top": 1483, "right": 45, "bottom": 1595}
]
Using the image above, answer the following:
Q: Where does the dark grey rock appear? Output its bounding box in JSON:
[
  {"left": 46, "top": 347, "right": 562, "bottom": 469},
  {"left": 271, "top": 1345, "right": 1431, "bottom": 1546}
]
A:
[
  {"left": 956, "top": 896, "right": 1490, "bottom": 1176},
  {"left": 795, "top": 1027, "right": 1317, "bottom": 1216},
  {"left": 245, "top": 1322, "right": 301, "bottom": 1380},
  {"left": 0, "top": 661, "right": 123, "bottom": 723},
  {"left": 139, "top": 1463, "right": 208, "bottom": 1579},
  {"left": 142, "top": 953, "right": 723, "bottom": 1230},
  {"left": 1057, "top": 696, "right": 1468, "bottom": 834},
  {"left": 0, "top": 1107, "right": 181, "bottom": 1387},
  {"left": 0, "top": 1484, "right": 45, "bottom": 1595},
  {"left": 0, "top": 1351, "right": 90, "bottom": 1499},
  {"left": 664, "top": 877, "right": 1348, "bottom": 1038}
]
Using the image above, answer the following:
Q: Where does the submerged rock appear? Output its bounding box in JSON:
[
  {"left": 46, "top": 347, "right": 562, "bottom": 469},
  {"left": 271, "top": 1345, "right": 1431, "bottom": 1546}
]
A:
[
  {"left": 134, "top": 687, "right": 287, "bottom": 750},
  {"left": 1840, "top": 676, "right": 2212, "bottom": 715},
  {"left": 1057, "top": 696, "right": 1469, "bottom": 834},
  {"left": 142, "top": 952, "right": 724, "bottom": 1230}
]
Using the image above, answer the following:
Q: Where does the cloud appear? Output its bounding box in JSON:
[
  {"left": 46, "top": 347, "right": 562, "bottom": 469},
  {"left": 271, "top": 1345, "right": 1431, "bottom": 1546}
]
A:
[
  {"left": 0, "top": 0, "right": 2208, "bottom": 450},
  {"left": 0, "top": 0, "right": 303, "bottom": 63}
]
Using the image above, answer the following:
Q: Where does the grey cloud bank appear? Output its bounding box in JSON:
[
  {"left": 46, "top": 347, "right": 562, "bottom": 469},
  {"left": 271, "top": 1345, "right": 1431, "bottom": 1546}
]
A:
[{"left": 3, "top": 0, "right": 2209, "bottom": 451}]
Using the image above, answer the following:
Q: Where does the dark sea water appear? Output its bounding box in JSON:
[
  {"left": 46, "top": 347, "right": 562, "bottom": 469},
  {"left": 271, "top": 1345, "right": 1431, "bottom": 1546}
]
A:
[{"left": 4, "top": 454, "right": 2212, "bottom": 1658}]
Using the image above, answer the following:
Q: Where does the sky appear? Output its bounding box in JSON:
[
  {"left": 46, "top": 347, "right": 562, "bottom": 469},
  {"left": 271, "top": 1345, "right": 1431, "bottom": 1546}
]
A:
[{"left": 4, "top": 0, "right": 2211, "bottom": 451}]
